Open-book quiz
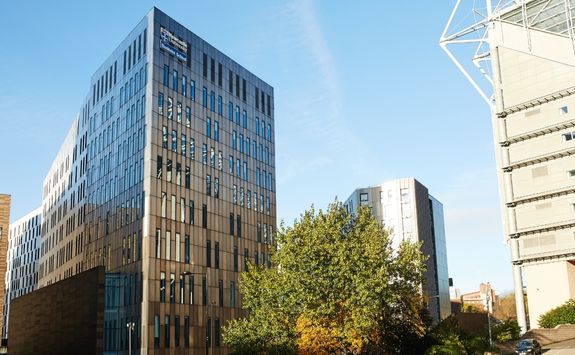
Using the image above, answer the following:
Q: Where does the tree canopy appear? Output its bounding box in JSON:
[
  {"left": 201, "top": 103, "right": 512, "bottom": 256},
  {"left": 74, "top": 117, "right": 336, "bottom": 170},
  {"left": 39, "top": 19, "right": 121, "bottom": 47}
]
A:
[
  {"left": 223, "top": 202, "right": 429, "bottom": 354},
  {"left": 539, "top": 299, "right": 575, "bottom": 328}
]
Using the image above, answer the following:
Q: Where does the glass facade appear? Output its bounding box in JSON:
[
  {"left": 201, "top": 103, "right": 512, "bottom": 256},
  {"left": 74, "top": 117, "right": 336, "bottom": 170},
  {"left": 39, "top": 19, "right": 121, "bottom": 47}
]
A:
[{"left": 38, "top": 7, "right": 276, "bottom": 354}]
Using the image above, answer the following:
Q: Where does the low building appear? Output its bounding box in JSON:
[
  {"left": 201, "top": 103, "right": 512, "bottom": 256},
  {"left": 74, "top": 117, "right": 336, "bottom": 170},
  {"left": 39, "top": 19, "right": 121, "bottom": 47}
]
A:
[{"left": 461, "top": 283, "right": 497, "bottom": 313}]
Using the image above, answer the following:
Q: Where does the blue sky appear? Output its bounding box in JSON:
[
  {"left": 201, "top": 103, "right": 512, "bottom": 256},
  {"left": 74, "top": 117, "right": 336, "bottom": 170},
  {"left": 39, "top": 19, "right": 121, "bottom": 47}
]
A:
[{"left": 0, "top": 0, "right": 511, "bottom": 294}]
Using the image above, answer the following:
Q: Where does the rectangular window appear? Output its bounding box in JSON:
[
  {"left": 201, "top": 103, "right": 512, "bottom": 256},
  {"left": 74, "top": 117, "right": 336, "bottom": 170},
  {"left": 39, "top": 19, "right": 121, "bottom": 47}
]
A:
[
  {"left": 218, "top": 151, "right": 223, "bottom": 171},
  {"left": 153, "top": 314, "right": 160, "bottom": 348},
  {"left": 206, "top": 117, "right": 212, "bottom": 138},
  {"left": 244, "top": 248, "right": 248, "bottom": 270},
  {"left": 156, "top": 155, "right": 163, "bottom": 179},
  {"left": 235, "top": 106, "right": 240, "bottom": 124},
  {"left": 242, "top": 110, "right": 247, "bottom": 128},
  {"left": 185, "top": 106, "right": 191, "bottom": 127},
  {"left": 210, "top": 91, "right": 215, "bottom": 112},
  {"left": 229, "top": 155, "right": 234, "bottom": 174},
  {"left": 173, "top": 70, "right": 178, "bottom": 92},
  {"left": 255, "top": 87, "right": 259, "bottom": 109},
  {"left": 171, "top": 130, "right": 177, "bottom": 152},
  {"left": 214, "top": 177, "right": 219, "bottom": 198},
  {"left": 188, "top": 275, "right": 194, "bottom": 305},
  {"left": 207, "top": 317, "right": 212, "bottom": 348},
  {"left": 190, "top": 80, "right": 196, "bottom": 101},
  {"left": 215, "top": 242, "right": 220, "bottom": 269},
  {"left": 171, "top": 195, "right": 176, "bottom": 220},
  {"left": 166, "top": 230, "right": 171, "bottom": 260},
  {"left": 202, "top": 87, "right": 208, "bottom": 107},
  {"left": 184, "top": 316, "right": 190, "bottom": 347},
  {"left": 185, "top": 166, "right": 190, "bottom": 189},
  {"left": 230, "top": 281, "right": 236, "bottom": 307},
  {"left": 176, "top": 163, "right": 182, "bottom": 185},
  {"left": 189, "top": 200, "right": 194, "bottom": 225},
  {"left": 162, "top": 126, "right": 168, "bottom": 149},
  {"left": 181, "top": 134, "right": 187, "bottom": 156},
  {"left": 163, "top": 65, "right": 169, "bottom": 87},
  {"left": 206, "top": 174, "right": 212, "bottom": 196},
  {"left": 210, "top": 147, "right": 215, "bottom": 167},
  {"left": 206, "top": 240, "right": 212, "bottom": 267},
  {"left": 214, "top": 120, "right": 220, "bottom": 141},
  {"left": 202, "top": 144, "right": 208, "bottom": 164},
  {"left": 217, "top": 95, "right": 223, "bottom": 115},
  {"left": 218, "top": 280, "right": 224, "bottom": 307},
  {"left": 236, "top": 74, "right": 240, "bottom": 98},
  {"left": 229, "top": 70, "right": 233, "bottom": 93},
  {"left": 190, "top": 138, "right": 195, "bottom": 160},
  {"left": 232, "top": 131, "right": 237, "bottom": 150},
  {"left": 218, "top": 62, "right": 223, "bottom": 86},
  {"left": 202, "top": 275, "right": 207, "bottom": 305},
  {"left": 160, "top": 271, "right": 166, "bottom": 302},
  {"left": 229, "top": 213, "right": 234, "bottom": 235},
  {"left": 239, "top": 134, "right": 244, "bottom": 153},
  {"left": 161, "top": 192, "right": 167, "bottom": 218},
  {"left": 177, "top": 101, "right": 182, "bottom": 123},
  {"left": 164, "top": 315, "right": 170, "bottom": 348},
  {"left": 185, "top": 235, "right": 190, "bottom": 263},
  {"left": 158, "top": 92, "right": 164, "bottom": 115},
  {"left": 175, "top": 315, "right": 180, "bottom": 347},
  {"left": 175, "top": 232, "right": 181, "bottom": 262},
  {"left": 210, "top": 57, "right": 215, "bottom": 82},
  {"left": 202, "top": 204, "right": 208, "bottom": 228},
  {"left": 228, "top": 101, "right": 233, "bottom": 120},
  {"left": 242, "top": 79, "right": 247, "bottom": 102},
  {"left": 170, "top": 272, "right": 175, "bottom": 303},
  {"left": 156, "top": 228, "right": 161, "bottom": 258},
  {"left": 166, "top": 159, "right": 172, "bottom": 182},
  {"left": 233, "top": 185, "right": 238, "bottom": 204},
  {"left": 203, "top": 53, "right": 208, "bottom": 77},
  {"left": 237, "top": 214, "right": 242, "bottom": 238},
  {"left": 179, "top": 275, "right": 184, "bottom": 304},
  {"left": 167, "top": 97, "right": 173, "bottom": 119}
]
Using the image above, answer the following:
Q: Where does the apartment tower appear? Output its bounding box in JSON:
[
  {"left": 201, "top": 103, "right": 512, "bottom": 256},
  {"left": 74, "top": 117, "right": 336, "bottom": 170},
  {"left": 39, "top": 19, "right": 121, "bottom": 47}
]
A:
[
  {"left": 345, "top": 178, "right": 451, "bottom": 324},
  {"left": 0, "top": 194, "right": 10, "bottom": 337},
  {"left": 38, "top": 8, "right": 276, "bottom": 353},
  {"left": 442, "top": 0, "right": 575, "bottom": 330},
  {"left": 2, "top": 208, "right": 41, "bottom": 339}
]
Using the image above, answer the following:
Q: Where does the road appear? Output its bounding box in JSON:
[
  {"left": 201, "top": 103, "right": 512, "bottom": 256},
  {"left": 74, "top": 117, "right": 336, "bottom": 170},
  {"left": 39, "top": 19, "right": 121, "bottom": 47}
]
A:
[{"left": 544, "top": 338, "right": 575, "bottom": 354}]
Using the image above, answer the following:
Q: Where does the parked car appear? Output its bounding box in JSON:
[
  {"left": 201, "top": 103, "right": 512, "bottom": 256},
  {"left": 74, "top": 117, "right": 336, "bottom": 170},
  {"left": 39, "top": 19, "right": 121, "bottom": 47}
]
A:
[{"left": 515, "top": 338, "right": 542, "bottom": 355}]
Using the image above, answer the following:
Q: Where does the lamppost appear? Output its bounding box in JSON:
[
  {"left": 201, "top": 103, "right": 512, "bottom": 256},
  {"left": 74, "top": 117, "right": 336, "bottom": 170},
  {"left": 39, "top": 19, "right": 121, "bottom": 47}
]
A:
[
  {"left": 126, "top": 321, "right": 135, "bottom": 355},
  {"left": 485, "top": 284, "right": 493, "bottom": 347},
  {"left": 181, "top": 270, "right": 213, "bottom": 355}
]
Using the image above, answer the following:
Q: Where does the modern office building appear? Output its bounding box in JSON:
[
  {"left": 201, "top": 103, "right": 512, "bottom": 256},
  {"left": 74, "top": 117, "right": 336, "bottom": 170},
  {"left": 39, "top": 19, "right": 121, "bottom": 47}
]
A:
[
  {"left": 345, "top": 178, "right": 451, "bottom": 324},
  {"left": 2, "top": 207, "right": 41, "bottom": 339},
  {"left": 0, "top": 194, "right": 11, "bottom": 338},
  {"left": 38, "top": 7, "right": 275, "bottom": 353},
  {"left": 442, "top": 0, "right": 575, "bottom": 330}
]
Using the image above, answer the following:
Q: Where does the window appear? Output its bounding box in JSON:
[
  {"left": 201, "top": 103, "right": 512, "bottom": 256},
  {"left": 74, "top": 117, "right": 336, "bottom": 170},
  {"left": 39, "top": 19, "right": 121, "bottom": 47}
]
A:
[
  {"left": 202, "top": 87, "right": 208, "bottom": 107},
  {"left": 161, "top": 192, "right": 167, "bottom": 218},
  {"left": 218, "top": 280, "right": 224, "bottom": 307},
  {"left": 256, "top": 117, "right": 260, "bottom": 136},
  {"left": 158, "top": 92, "right": 164, "bottom": 115},
  {"left": 173, "top": 70, "right": 178, "bottom": 92},
  {"left": 269, "top": 173, "right": 274, "bottom": 191},
  {"left": 206, "top": 174, "right": 212, "bottom": 196},
  {"left": 235, "top": 105, "right": 240, "bottom": 124},
  {"left": 188, "top": 275, "right": 194, "bottom": 305},
  {"left": 181, "top": 134, "right": 187, "bottom": 156},
  {"left": 240, "top": 187, "right": 245, "bottom": 206},
  {"left": 163, "top": 65, "right": 169, "bottom": 87},
  {"left": 202, "top": 204, "right": 208, "bottom": 228},
  {"left": 203, "top": 53, "right": 208, "bottom": 77},
  {"left": 160, "top": 271, "right": 166, "bottom": 302},
  {"left": 156, "top": 155, "right": 163, "bottom": 178},
  {"left": 154, "top": 315, "right": 160, "bottom": 348},
  {"left": 177, "top": 101, "right": 182, "bottom": 122},
  {"left": 190, "top": 138, "right": 195, "bottom": 160},
  {"left": 569, "top": 170, "right": 575, "bottom": 178},
  {"left": 217, "top": 95, "right": 223, "bottom": 115},
  {"left": 184, "top": 316, "right": 190, "bottom": 347},
  {"left": 563, "top": 132, "right": 575, "bottom": 141},
  {"left": 243, "top": 162, "right": 248, "bottom": 181},
  {"left": 166, "top": 159, "right": 172, "bottom": 182},
  {"left": 232, "top": 131, "right": 237, "bottom": 150},
  {"left": 202, "top": 144, "right": 208, "bottom": 164},
  {"left": 164, "top": 315, "right": 170, "bottom": 348},
  {"left": 560, "top": 106, "right": 569, "bottom": 115},
  {"left": 230, "top": 281, "right": 236, "bottom": 307},
  {"left": 218, "top": 151, "right": 223, "bottom": 171},
  {"left": 190, "top": 80, "right": 196, "bottom": 101},
  {"left": 206, "top": 240, "right": 212, "bottom": 267},
  {"left": 268, "top": 123, "right": 272, "bottom": 141},
  {"left": 179, "top": 275, "right": 184, "bottom": 304},
  {"left": 242, "top": 110, "right": 247, "bottom": 128},
  {"left": 185, "top": 106, "right": 191, "bottom": 127},
  {"left": 237, "top": 214, "right": 242, "bottom": 237},
  {"left": 175, "top": 232, "right": 181, "bottom": 261},
  {"left": 206, "top": 317, "right": 212, "bottom": 348},
  {"left": 176, "top": 163, "right": 181, "bottom": 185},
  {"left": 210, "top": 147, "right": 215, "bottom": 167},
  {"left": 206, "top": 117, "right": 212, "bottom": 138},
  {"left": 202, "top": 275, "right": 207, "bottom": 305},
  {"left": 233, "top": 185, "right": 237, "bottom": 204},
  {"left": 229, "top": 155, "right": 234, "bottom": 174},
  {"left": 185, "top": 166, "right": 190, "bottom": 189},
  {"left": 215, "top": 242, "right": 220, "bottom": 269},
  {"left": 166, "top": 97, "right": 173, "bottom": 120},
  {"left": 156, "top": 229, "right": 161, "bottom": 258},
  {"left": 162, "top": 126, "right": 168, "bottom": 148},
  {"left": 210, "top": 91, "right": 215, "bottom": 112},
  {"left": 171, "top": 130, "right": 177, "bottom": 152},
  {"left": 229, "top": 213, "right": 234, "bottom": 235},
  {"left": 233, "top": 246, "right": 238, "bottom": 272},
  {"left": 239, "top": 134, "right": 244, "bottom": 153},
  {"left": 236, "top": 158, "right": 241, "bottom": 177},
  {"left": 189, "top": 200, "right": 194, "bottom": 225},
  {"left": 244, "top": 248, "right": 249, "bottom": 270},
  {"left": 214, "top": 177, "right": 219, "bottom": 198},
  {"left": 170, "top": 273, "right": 175, "bottom": 303},
  {"left": 175, "top": 315, "right": 180, "bottom": 347},
  {"left": 228, "top": 101, "right": 233, "bottom": 120},
  {"left": 214, "top": 121, "right": 220, "bottom": 141},
  {"left": 171, "top": 195, "right": 176, "bottom": 220},
  {"left": 257, "top": 222, "right": 261, "bottom": 242}
]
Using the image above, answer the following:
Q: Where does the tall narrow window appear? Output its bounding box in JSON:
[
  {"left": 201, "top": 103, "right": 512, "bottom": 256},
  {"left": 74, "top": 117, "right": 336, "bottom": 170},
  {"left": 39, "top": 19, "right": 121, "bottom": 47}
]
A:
[
  {"left": 230, "top": 281, "right": 236, "bottom": 307},
  {"left": 190, "top": 138, "right": 195, "bottom": 160},
  {"left": 218, "top": 280, "right": 224, "bottom": 307},
  {"left": 185, "top": 235, "right": 190, "bottom": 263},
  {"left": 190, "top": 80, "right": 196, "bottom": 101},
  {"left": 162, "top": 126, "right": 168, "bottom": 149},
  {"left": 177, "top": 102, "right": 182, "bottom": 122},
  {"left": 215, "top": 242, "right": 220, "bottom": 269},
  {"left": 206, "top": 174, "right": 212, "bottom": 196},
  {"left": 170, "top": 272, "right": 175, "bottom": 303},
  {"left": 206, "top": 240, "right": 212, "bottom": 267},
  {"left": 185, "top": 166, "right": 190, "bottom": 189},
  {"left": 181, "top": 134, "right": 187, "bottom": 156},
  {"left": 166, "top": 230, "right": 171, "bottom": 260},
  {"left": 164, "top": 315, "right": 170, "bottom": 348},
  {"left": 184, "top": 316, "right": 190, "bottom": 347},
  {"left": 167, "top": 97, "right": 173, "bottom": 119},
  {"left": 156, "top": 229, "right": 161, "bottom": 258},
  {"left": 160, "top": 271, "right": 166, "bottom": 302},
  {"left": 166, "top": 159, "right": 172, "bottom": 182},
  {"left": 158, "top": 92, "right": 164, "bottom": 115},
  {"left": 214, "top": 120, "right": 220, "bottom": 141},
  {"left": 161, "top": 192, "right": 167, "bottom": 218},
  {"left": 156, "top": 155, "right": 163, "bottom": 179},
  {"left": 202, "top": 275, "right": 207, "bottom": 305},
  {"left": 175, "top": 232, "right": 181, "bottom": 262},
  {"left": 206, "top": 117, "right": 212, "bottom": 138},
  {"left": 163, "top": 65, "right": 169, "bottom": 87},
  {"left": 214, "top": 177, "right": 219, "bottom": 198},
  {"left": 173, "top": 69, "right": 178, "bottom": 92},
  {"left": 182, "top": 75, "right": 187, "bottom": 97},
  {"left": 202, "top": 144, "right": 208, "bottom": 164},
  {"left": 202, "top": 87, "right": 208, "bottom": 107},
  {"left": 154, "top": 315, "right": 160, "bottom": 348},
  {"left": 175, "top": 315, "right": 180, "bottom": 347},
  {"left": 171, "top": 130, "right": 177, "bottom": 152},
  {"left": 202, "top": 204, "right": 207, "bottom": 228},
  {"left": 185, "top": 106, "right": 191, "bottom": 127},
  {"left": 233, "top": 246, "right": 238, "bottom": 272},
  {"left": 189, "top": 200, "right": 194, "bottom": 225},
  {"left": 188, "top": 275, "right": 194, "bottom": 305},
  {"left": 179, "top": 275, "right": 185, "bottom": 305}
]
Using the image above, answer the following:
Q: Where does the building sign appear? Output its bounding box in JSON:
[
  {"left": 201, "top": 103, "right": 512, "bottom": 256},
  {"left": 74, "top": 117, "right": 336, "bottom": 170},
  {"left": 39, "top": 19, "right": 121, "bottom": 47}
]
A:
[{"left": 160, "top": 27, "right": 188, "bottom": 62}]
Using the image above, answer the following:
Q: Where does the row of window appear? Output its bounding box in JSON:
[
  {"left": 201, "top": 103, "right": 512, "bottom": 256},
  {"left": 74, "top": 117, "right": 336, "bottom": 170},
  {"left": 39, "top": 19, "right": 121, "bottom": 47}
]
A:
[{"left": 153, "top": 314, "right": 219, "bottom": 349}]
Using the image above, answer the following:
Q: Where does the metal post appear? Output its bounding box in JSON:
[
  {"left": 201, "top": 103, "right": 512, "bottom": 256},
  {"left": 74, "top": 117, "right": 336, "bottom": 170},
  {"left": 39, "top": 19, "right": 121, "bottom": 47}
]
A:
[
  {"left": 126, "top": 321, "right": 135, "bottom": 355},
  {"left": 486, "top": 285, "right": 492, "bottom": 347}
]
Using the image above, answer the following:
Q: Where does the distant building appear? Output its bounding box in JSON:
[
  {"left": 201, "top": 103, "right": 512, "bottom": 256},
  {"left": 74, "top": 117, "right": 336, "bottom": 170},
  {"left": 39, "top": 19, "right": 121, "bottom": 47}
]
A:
[
  {"left": 0, "top": 194, "right": 11, "bottom": 339},
  {"left": 3, "top": 207, "right": 41, "bottom": 338},
  {"left": 461, "top": 283, "right": 496, "bottom": 314},
  {"left": 345, "top": 178, "right": 450, "bottom": 323}
]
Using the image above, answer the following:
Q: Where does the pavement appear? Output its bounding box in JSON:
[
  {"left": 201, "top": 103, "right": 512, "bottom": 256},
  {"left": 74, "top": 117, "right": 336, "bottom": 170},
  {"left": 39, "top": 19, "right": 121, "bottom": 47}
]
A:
[{"left": 543, "top": 338, "right": 575, "bottom": 354}]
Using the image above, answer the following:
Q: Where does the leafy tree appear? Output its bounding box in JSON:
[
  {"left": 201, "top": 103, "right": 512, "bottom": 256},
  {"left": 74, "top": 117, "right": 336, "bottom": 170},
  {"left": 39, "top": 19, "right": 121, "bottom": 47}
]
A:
[
  {"left": 461, "top": 303, "right": 485, "bottom": 313},
  {"left": 539, "top": 299, "right": 575, "bottom": 328},
  {"left": 491, "top": 319, "right": 520, "bottom": 342},
  {"left": 223, "top": 202, "right": 428, "bottom": 354}
]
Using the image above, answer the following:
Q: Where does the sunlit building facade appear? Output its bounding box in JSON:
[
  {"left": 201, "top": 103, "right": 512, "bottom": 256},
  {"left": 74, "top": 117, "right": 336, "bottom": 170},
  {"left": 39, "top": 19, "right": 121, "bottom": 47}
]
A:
[
  {"left": 442, "top": 0, "right": 575, "bottom": 330},
  {"left": 345, "top": 178, "right": 451, "bottom": 324},
  {"left": 38, "top": 7, "right": 276, "bottom": 353}
]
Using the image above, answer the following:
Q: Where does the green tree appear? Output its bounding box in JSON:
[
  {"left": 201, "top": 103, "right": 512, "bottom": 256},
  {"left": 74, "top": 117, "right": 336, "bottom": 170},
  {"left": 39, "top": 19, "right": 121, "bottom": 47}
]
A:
[
  {"left": 539, "top": 299, "right": 575, "bottom": 328},
  {"left": 223, "top": 202, "right": 428, "bottom": 354},
  {"left": 492, "top": 319, "right": 520, "bottom": 342}
]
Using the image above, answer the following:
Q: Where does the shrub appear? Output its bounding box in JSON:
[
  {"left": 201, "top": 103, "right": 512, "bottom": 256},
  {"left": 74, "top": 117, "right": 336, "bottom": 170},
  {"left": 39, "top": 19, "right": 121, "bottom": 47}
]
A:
[
  {"left": 539, "top": 299, "right": 575, "bottom": 328},
  {"left": 492, "top": 319, "right": 520, "bottom": 342}
]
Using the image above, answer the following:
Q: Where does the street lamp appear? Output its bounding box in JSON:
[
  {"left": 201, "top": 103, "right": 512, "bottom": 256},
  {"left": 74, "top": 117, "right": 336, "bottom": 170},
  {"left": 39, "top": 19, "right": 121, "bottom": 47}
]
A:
[
  {"left": 126, "top": 321, "right": 135, "bottom": 355},
  {"left": 181, "top": 270, "right": 213, "bottom": 355}
]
